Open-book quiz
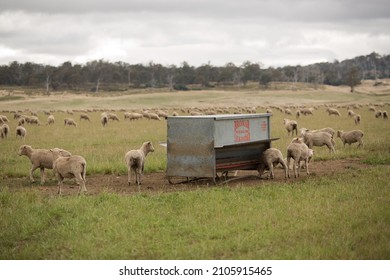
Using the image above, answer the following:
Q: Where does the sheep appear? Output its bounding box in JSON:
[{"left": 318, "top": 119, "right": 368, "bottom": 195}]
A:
[
  {"left": 383, "top": 111, "right": 388, "bottom": 120},
  {"left": 300, "top": 127, "right": 335, "bottom": 138},
  {"left": 336, "top": 130, "right": 364, "bottom": 148},
  {"left": 17, "top": 117, "right": 25, "bottom": 126},
  {"left": 64, "top": 118, "right": 77, "bottom": 127},
  {"left": 18, "top": 145, "right": 72, "bottom": 184},
  {"left": 0, "top": 115, "right": 9, "bottom": 123},
  {"left": 326, "top": 108, "right": 341, "bottom": 116},
  {"left": 124, "top": 141, "right": 155, "bottom": 189},
  {"left": 148, "top": 112, "right": 161, "bottom": 121},
  {"left": 16, "top": 125, "right": 26, "bottom": 139},
  {"left": 79, "top": 113, "right": 90, "bottom": 121},
  {"left": 1, "top": 123, "right": 10, "bottom": 139},
  {"left": 101, "top": 114, "right": 108, "bottom": 126},
  {"left": 354, "top": 114, "right": 361, "bottom": 125},
  {"left": 375, "top": 111, "right": 382, "bottom": 118},
  {"left": 50, "top": 149, "right": 87, "bottom": 195},
  {"left": 107, "top": 113, "right": 120, "bottom": 121},
  {"left": 283, "top": 118, "right": 298, "bottom": 136},
  {"left": 257, "top": 148, "right": 287, "bottom": 179},
  {"left": 25, "top": 116, "right": 40, "bottom": 125},
  {"left": 299, "top": 108, "right": 314, "bottom": 115},
  {"left": 301, "top": 131, "right": 336, "bottom": 153},
  {"left": 347, "top": 109, "right": 356, "bottom": 117},
  {"left": 47, "top": 115, "right": 55, "bottom": 125},
  {"left": 286, "top": 142, "right": 314, "bottom": 178}
]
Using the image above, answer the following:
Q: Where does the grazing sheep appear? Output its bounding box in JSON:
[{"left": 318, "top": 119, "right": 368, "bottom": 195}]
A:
[
  {"left": 47, "top": 115, "right": 55, "bottom": 125},
  {"left": 148, "top": 113, "right": 161, "bottom": 121},
  {"left": 64, "top": 118, "right": 77, "bottom": 127},
  {"left": 257, "top": 148, "right": 287, "bottom": 179},
  {"left": 347, "top": 109, "right": 356, "bottom": 117},
  {"left": 382, "top": 111, "right": 388, "bottom": 120},
  {"left": 283, "top": 118, "right": 298, "bottom": 136},
  {"left": 18, "top": 145, "right": 72, "bottom": 184},
  {"left": 124, "top": 141, "right": 155, "bottom": 189},
  {"left": 300, "top": 108, "right": 314, "bottom": 116},
  {"left": 300, "top": 127, "right": 335, "bottom": 138},
  {"left": 302, "top": 131, "right": 335, "bottom": 153},
  {"left": 79, "top": 113, "right": 90, "bottom": 121},
  {"left": 50, "top": 149, "right": 87, "bottom": 195},
  {"left": 286, "top": 142, "right": 314, "bottom": 178},
  {"left": 354, "top": 114, "right": 361, "bottom": 125},
  {"left": 107, "top": 113, "right": 120, "bottom": 121},
  {"left": 16, "top": 126, "right": 26, "bottom": 139},
  {"left": 1, "top": 123, "right": 9, "bottom": 139},
  {"left": 25, "top": 116, "right": 40, "bottom": 125},
  {"left": 336, "top": 130, "right": 364, "bottom": 148},
  {"left": 375, "top": 111, "right": 382, "bottom": 118},
  {"left": 326, "top": 108, "right": 341, "bottom": 116},
  {"left": 0, "top": 115, "right": 9, "bottom": 123},
  {"left": 101, "top": 114, "right": 108, "bottom": 126}
]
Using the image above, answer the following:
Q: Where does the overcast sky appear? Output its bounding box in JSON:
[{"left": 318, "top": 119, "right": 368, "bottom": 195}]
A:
[{"left": 1, "top": 0, "right": 389, "bottom": 67}]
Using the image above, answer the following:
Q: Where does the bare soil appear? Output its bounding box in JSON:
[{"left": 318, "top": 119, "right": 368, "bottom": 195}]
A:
[{"left": 6, "top": 158, "right": 368, "bottom": 196}]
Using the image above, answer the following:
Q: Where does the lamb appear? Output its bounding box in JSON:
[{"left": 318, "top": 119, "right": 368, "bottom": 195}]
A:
[
  {"left": 354, "top": 114, "right": 361, "bottom": 125},
  {"left": 16, "top": 125, "right": 26, "bottom": 139},
  {"left": 124, "top": 141, "right": 155, "bottom": 189},
  {"left": 257, "top": 148, "right": 287, "bottom": 179},
  {"left": 301, "top": 131, "right": 335, "bottom": 153},
  {"left": 286, "top": 142, "right": 314, "bottom": 178},
  {"left": 336, "top": 130, "right": 364, "bottom": 148},
  {"left": 1, "top": 123, "right": 9, "bottom": 139},
  {"left": 79, "top": 113, "right": 90, "bottom": 121},
  {"left": 64, "top": 118, "right": 77, "bottom": 127},
  {"left": 50, "top": 149, "right": 87, "bottom": 195},
  {"left": 283, "top": 119, "right": 298, "bottom": 136},
  {"left": 326, "top": 108, "right": 341, "bottom": 116},
  {"left": 18, "top": 145, "right": 72, "bottom": 184}
]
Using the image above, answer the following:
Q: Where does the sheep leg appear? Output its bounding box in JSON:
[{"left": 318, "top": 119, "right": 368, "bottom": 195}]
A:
[
  {"left": 279, "top": 159, "right": 288, "bottom": 179},
  {"left": 29, "top": 165, "right": 39, "bottom": 182},
  {"left": 287, "top": 157, "right": 291, "bottom": 178},
  {"left": 257, "top": 163, "right": 266, "bottom": 178},
  {"left": 305, "top": 159, "right": 310, "bottom": 175},
  {"left": 75, "top": 173, "right": 87, "bottom": 194},
  {"left": 56, "top": 175, "right": 64, "bottom": 195},
  {"left": 267, "top": 161, "right": 274, "bottom": 179},
  {"left": 127, "top": 166, "right": 132, "bottom": 185},
  {"left": 40, "top": 167, "right": 45, "bottom": 184}
]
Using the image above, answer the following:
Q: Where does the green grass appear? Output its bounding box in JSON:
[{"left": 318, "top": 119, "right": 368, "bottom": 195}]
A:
[
  {"left": 0, "top": 86, "right": 389, "bottom": 259},
  {"left": 0, "top": 166, "right": 388, "bottom": 259}
]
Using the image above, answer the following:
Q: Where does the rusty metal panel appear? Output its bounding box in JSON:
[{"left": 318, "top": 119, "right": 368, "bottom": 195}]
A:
[{"left": 167, "top": 117, "right": 216, "bottom": 178}]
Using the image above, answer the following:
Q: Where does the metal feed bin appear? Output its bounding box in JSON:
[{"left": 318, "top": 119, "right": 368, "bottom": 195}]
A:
[{"left": 166, "top": 113, "right": 276, "bottom": 183}]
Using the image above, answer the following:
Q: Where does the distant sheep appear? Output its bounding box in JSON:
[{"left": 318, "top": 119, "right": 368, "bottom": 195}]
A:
[
  {"left": 354, "top": 114, "right": 361, "bottom": 125},
  {"left": 336, "top": 130, "right": 364, "bottom": 148},
  {"left": 382, "top": 111, "right": 388, "bottom": 120},
  {"left": 79, "top": 113, "right": 90, "bottom": 121},
  {"left": 1, "top": 123, "right": 9, "bottom": 139},
  {"left": 300, "top": 127, "right": 335, "bottom": 138},
  {"left": 101, "top": 113, "right": 108, "bottom": 126},
  {"left": 107, "top": 113, "right": 120, "bottom": 121},
  {"left": 16, "top": 126, "right": 26, "bottom": 139},
  {"left": 47, "top": 115, "right": 55, "bottom": 125},
  {"left": 375, "top": 111, "right": 382, "bottom": 118},
  {"left": 257, "top": 148, "right": 287, "bottom": 179},
  {"left": 299, "top": 108, "right": 314, "bottom": 116},
  {"left": 25, "top": 116, "right": 40, "bottom": 125},
  {"left": 283, "top": 119, "right": 298, "bottom": 136},
  {"left": 50, "top": 148, "right": 87, "bottom": 195},
  {"left": 124, "top": 141, "right": 155, "bottom": 189},
  {"left": 18, "top": 145, "right": 72, "bottom": 184},
  {"left": 326, "top": 108, "right": 341, "bottom": 116},
  {"left": 64, "top": 118, "right": 77, "bottom": 127},
  {"left": 286, "top": 142, "right": 314, "bottom": 178}
]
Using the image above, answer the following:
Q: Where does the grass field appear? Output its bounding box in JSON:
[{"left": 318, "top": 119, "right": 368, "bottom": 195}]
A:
[{"left": 0, "top": 82, "right": 389, "bottom": 259}]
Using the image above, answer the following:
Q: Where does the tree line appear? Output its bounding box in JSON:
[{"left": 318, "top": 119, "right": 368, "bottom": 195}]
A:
[{"left": 0, "top": 52, "right": 388, "bottom": 93}]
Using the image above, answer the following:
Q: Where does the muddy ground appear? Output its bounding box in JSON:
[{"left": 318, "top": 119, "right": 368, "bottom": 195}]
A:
[{"left": 4, "top": 158, "right": 368, "bottom": 196}]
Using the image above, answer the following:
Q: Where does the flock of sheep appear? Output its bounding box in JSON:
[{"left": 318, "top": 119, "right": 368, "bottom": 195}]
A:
[{"left": 1, "top": 102, "right": 389, "bottom": 195}]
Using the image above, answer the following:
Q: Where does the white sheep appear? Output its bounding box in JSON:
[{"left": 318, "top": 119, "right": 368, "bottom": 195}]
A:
[
  {"left": 336, "top": 130, "right": 364, "bottom": 148},
  {"left": 124, "top": 141, "right": 155, "bottom": 189},
  {"left": 16, "top": 126, "right": 27, "bottom": 139},
  {"left": 1, "top": 123, "right": 9, "bottom": 139},
  {"left": 326, "top": 108, "right": 341, "bottom": 116},
  {"left": 64, "top": 118, "right": 77, "bottom": 127},
  {"left": 79, "top": 113, "right": 90, "bottom": 121},
  {"left": 301, "top": 131, "right": 336, "bottom": 153},
  {"left": 300, "top": 127, "right": 335, "bottom": 138},
  {"left": 283, "top": 118, "right": 298, "bottom": 136},
  {"left": 375, "top": 111, "right": 382, "bottom": 118},
  {"left": 101, "top": 114, "right": 108, "bottom": 126},
  {"left": 257, "top": 148, "right": 287, "bottom": 179},
  {"left": 107, "top": 113, "right": 120, "bottom": 121},
  {"left": 286, "top": 142, "right": 314, "bottom": 178},
  {"left": 50, "top": 149, "right": 87, "bottom": 195},
  {"left": 47, "top": 115, "right": 55, "bottom": 125},
  {"left": 18, "top": 145, "right": 72, "bottom": 184}
]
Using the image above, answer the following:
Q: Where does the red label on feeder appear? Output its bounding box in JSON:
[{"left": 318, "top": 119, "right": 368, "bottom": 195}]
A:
[
  {"left": 234, "top": 120, "right": 250, "bottom": 142},
  {"left": 261, "top": 120, "right": 268, "bottom": 132}
]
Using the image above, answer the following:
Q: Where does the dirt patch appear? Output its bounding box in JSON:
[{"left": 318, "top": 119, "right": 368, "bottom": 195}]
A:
[{"left": 5, "top": 158, "right": 368, "bottom": 196}]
